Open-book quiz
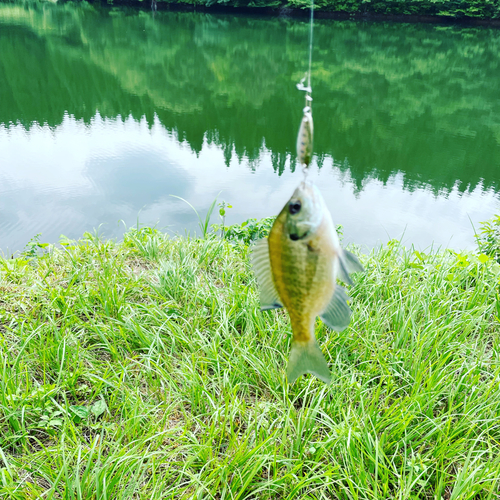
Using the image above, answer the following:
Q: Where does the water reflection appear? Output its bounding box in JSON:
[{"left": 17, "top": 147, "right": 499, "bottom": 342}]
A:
[
  {"left": 0, "top": 3, "right": 499, "bottom": 252},
  {"left": 1, "top": 115, "right": 497, "bottom": 254}
]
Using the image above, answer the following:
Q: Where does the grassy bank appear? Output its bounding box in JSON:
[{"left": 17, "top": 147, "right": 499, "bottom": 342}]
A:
[{"left": 1, "top": 224, "right": 500, "bottom": 498}]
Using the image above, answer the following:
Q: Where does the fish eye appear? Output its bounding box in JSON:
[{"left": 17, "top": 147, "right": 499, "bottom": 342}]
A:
[{"left": 289, "top": 200, "right": 301, "bottom": 215}]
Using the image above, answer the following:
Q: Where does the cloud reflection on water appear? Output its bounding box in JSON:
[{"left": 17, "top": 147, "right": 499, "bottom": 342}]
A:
[{"left": 0, "top": 114, "right": 498, "bottom": 254}]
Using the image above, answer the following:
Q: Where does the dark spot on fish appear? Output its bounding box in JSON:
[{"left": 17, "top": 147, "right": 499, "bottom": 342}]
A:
[
  {"left": 289, "top": 200, "right": 301, "bottom": 215},
  {"left": 307, "top": 242, "right": 318, "bottom": 252},
  {"left": 290, "top": 234, "right": 299, "bottom": 241}
]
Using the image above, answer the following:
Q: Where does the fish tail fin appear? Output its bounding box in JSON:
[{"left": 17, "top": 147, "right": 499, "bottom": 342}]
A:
[{"left": 287, "top": 339, "right": 331, "bottom": 384}]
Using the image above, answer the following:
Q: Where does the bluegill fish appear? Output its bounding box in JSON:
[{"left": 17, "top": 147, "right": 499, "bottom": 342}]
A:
[
  {"left": 251, "top": 181, "right": 364, "bottom": 384},
  {"left": 296, "top": 106, "right": 313, "bottom": 167}
]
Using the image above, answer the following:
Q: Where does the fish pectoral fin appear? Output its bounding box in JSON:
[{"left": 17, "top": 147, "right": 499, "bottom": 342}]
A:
[
  {"left": 338, "top": 249, "right": 365, "bottom": 286},
  {"left": 250, "top": 238, "right": 283, "bottom": 311},
  {"left": 287, "top": 339, "right": 331, "bottom": 384},
  {"left": 320, "top": 285, "right": 352, "bottom": 331}
]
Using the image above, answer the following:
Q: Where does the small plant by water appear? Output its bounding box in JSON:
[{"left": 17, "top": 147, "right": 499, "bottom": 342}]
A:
[
  {"left": 171, "top": 194, "right": 219, "bottom": 239},
  {"left": 476, "top": 214, "right": 500, "bottom": 263},
  {"left": 22, "top": 233, "right": 49, "bottom": 260}
]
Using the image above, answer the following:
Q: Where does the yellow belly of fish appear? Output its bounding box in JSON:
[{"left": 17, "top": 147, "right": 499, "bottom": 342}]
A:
[{"left": 268, "top": 216, "right": 336, "bottom": 343}]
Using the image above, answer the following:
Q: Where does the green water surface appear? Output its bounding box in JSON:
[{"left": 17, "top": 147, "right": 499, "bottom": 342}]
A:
[{"left": 1, "top": 2, "right": 499, "bottom": 252}]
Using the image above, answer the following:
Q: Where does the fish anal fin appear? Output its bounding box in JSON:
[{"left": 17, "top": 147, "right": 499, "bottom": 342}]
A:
[
  {"left": 338, "top": 249, "right": 364, "bottom": 285},
  {"left": 338, "top": 257, "right": 354, "bottom": 286},
  {"left": 250, "top": 238, "right": 283, "bottom": 311},
  {"left": 287, "top": 339, "right": 331, "bottom": 384},
  {"left": 261, "top": 303, "right": 283, "bottom": 311},
  {"left": 320, "top": 285, "right": 352, "bottom": 332}
]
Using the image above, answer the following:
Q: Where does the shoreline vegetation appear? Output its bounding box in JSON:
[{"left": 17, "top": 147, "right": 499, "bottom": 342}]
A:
[
  {"left": 74, "top": 0, "right": 500, "bottom": 24},
  {"left": 1, "top": 216, "right": 500, "bottom": 497}
]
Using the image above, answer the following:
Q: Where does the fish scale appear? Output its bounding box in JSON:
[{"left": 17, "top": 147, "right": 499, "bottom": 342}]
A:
[{"left": 271, "top": 216, "right": 333, "bottom": 341}]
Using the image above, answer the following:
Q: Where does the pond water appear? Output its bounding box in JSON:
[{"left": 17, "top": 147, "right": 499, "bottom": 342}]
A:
[{"left": 1, "top": 3, "right": 500, "bottom": 254}]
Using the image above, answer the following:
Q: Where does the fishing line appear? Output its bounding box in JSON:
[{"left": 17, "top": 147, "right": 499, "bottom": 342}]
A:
[{"left": 307, "top": 0, "right": 314, "bottom": 93}]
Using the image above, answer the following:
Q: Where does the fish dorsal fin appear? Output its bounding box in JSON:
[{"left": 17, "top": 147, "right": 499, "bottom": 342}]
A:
[
  {"left": 320, "top": 285, "right": 352, "bottom": 331},
  {"left": 338, "top": 249, "right": 364, "bottom": 286},
  {"left": 250, "top": 238, "right": 283, "bottom": 311}
]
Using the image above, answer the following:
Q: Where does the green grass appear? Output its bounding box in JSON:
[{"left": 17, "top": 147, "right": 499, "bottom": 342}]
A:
[{"left": 1, "top": 226, "right": 500, "bottom": 499}]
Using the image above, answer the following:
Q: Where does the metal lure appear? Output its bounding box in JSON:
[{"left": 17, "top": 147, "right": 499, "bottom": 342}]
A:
[{"left": 296, "top": 105, "right": 313, "bottom": 167}]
